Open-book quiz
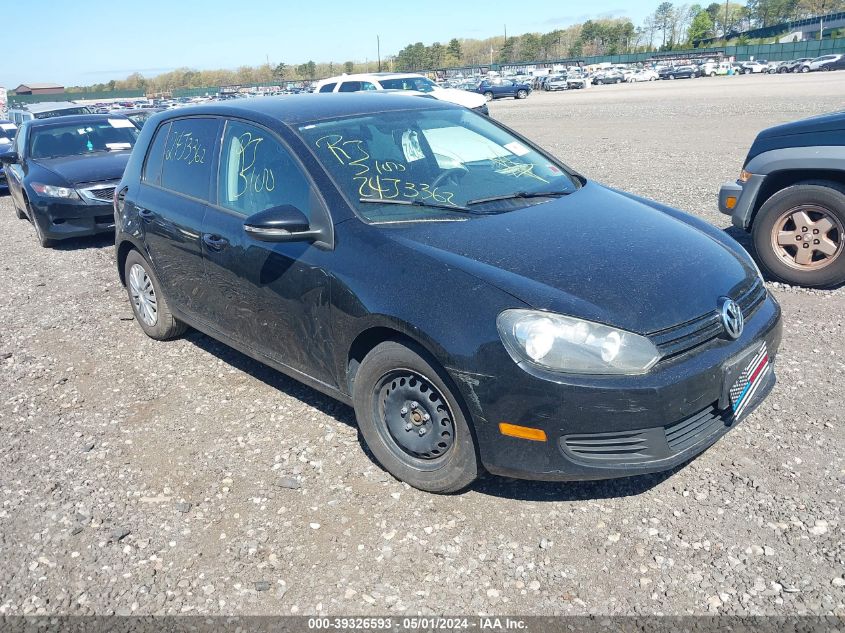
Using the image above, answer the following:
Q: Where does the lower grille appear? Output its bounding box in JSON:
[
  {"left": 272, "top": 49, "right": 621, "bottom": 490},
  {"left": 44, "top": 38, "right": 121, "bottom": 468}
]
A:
[
  {"left": 560, "top": 403, "right": 733, "bottom": 466},
  {"left": 563, "top": 430, "right": 654, "bottom": 462},
  {"left": 665, "top": 405, "right": 731, "bottom": 452}
]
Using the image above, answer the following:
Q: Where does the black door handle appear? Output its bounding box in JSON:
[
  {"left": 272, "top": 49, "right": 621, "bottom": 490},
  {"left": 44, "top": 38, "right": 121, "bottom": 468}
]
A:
[
  {"left": 202, "top": 233, "right": 229, "bottom": 250},
  {"left": 138, "top": 207, "right": 154, "bottom": 221}
]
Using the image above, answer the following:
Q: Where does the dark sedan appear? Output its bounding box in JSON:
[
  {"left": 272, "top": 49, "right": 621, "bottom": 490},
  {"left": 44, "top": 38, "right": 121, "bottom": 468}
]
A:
[
  {"left": 0, "top": 114, "right": 139, "bottom": 246},
  {"left": 659, "top": 66, "right": 700, "bottom": 80},
  {"left": 476, "top": 78, "right": 532, "bottom": 101},
  {"left": 114, "top": 94, "right": 781, "bottom": 493}
]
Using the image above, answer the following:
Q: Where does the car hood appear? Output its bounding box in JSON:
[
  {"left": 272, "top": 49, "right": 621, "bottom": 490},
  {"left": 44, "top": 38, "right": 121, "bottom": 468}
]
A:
[
  {"left": 33, "top": 151, "right": 131, "bottom": 186},
  {"left": 385, "top": 183, "right": 756, "bottom": 334},
  {"left": 431, "top": 87, "right": 487, "bottom": 109},
  {"left": 755, "top": 110, "right": 845, "bottom": 139}
]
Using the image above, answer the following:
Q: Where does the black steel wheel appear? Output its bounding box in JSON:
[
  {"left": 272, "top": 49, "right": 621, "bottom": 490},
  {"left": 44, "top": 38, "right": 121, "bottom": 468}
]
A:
[
  {"left": 352, "top": 341, "right": 479, "bottom": 493},
  {"left": 373, "top": 370, "right": 456, "bottom": 462}
]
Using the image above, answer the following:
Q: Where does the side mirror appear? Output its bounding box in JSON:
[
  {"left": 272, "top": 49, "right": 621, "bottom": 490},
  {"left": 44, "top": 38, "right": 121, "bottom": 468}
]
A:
[
  {"left": 0, "top": 148, "right": 18, "bottom": 164},
  {"left": 243, "top": 204, "right": 321, "bottom": 243}
]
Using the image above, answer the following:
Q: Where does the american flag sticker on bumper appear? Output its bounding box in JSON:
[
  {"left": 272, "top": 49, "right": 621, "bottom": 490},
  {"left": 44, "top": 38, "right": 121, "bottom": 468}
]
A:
[{"left": 729, "top": 343, "right": 770, "bottom": 418}]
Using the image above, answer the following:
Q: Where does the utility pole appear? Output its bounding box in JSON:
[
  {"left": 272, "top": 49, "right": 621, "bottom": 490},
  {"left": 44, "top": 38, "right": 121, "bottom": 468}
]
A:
[{"left": 377, "top": 36, "right": 382, "bottom": 71}]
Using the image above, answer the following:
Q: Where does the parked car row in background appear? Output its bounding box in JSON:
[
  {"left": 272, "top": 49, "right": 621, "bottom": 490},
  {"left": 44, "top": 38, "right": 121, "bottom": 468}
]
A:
[{"left": 437, "top": 53, "right": 845, "bottom": 95}]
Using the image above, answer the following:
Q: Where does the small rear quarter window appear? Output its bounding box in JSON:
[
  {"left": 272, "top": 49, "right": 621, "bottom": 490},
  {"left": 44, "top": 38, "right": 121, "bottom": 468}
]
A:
[
  {"left": 159, "top": 118, "right": 219, "bottom": 201},
  {"left": 318, "top": 83, "right": 337, "bottom": 93}
]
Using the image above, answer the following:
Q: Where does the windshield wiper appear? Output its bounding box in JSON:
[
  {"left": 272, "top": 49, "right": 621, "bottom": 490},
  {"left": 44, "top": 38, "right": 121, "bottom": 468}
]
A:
[
  {"left": 466, "top": 190, "right": 572, "bottom": 206},
  {"left": 358, "top": 197, "right": 473, "bottom": 213}
]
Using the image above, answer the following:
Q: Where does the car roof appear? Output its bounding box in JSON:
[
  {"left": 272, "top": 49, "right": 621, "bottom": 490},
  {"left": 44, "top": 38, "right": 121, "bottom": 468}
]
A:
[
  {"left": 152, "top": 93, "right": 454, "bottom": 126},
  {"left": 317, "top": 72, "right": 427, "bottom": 85},
  {"left": 16, "top": 101, "right": 86, "bottom": 113},
  {"left": 28, "top": 114, "right": 132, "bottom": 128}
]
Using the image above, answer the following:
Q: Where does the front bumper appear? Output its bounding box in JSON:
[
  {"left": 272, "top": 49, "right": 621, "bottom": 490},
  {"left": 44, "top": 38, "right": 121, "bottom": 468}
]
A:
[
  {"left": 454, "top": 294, "right": 782, "bottom": 481},
  {"left": 30, "top": 195, "right": 116, "bottom": 241},
  {"left": 718, "top": 174, "right": 765, "bottom": 229}
]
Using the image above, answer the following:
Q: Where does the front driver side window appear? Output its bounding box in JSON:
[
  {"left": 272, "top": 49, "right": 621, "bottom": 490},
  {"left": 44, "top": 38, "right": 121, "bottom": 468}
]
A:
[{"left": 217, "top": 120, "right": 311, "bottom": 218}]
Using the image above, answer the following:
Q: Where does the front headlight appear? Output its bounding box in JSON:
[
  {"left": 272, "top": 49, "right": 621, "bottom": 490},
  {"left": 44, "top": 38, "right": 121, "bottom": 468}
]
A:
[
  {"left": 497, "top": 309, "right": 660, "bottom": 375},
  {"left": 31, "top": 182, "right": 79, "bottom": 199}
]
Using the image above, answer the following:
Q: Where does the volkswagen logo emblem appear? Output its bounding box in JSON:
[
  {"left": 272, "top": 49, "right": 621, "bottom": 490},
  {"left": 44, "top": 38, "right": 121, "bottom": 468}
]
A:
[{"left": 719, "top": 298, "right": 744, "bottom": 340}]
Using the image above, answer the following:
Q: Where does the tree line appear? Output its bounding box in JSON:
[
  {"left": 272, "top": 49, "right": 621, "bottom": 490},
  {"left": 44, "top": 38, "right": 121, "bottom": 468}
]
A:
[{"left": 67, "top": 0, "right": 844, "bottom": 94}]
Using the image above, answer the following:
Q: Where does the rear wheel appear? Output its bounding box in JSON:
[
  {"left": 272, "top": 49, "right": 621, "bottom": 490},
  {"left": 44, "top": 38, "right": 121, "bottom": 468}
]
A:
[
  {"left": 483, "top": 91, "right": 493, "bottom": 102},
  {"left": 516, "top": 89, "right": 528, "bottom": 99},
  {"left": 124, "top": 249, "right": 187, "bottom": 340},
  {"left": 352, "top": 341, "right": 479, "bottom": 493},
  {"left": 801, "top": 65, "right": 810, "bottom": 73},
  {"left": 752, "top": 182, "right": 845, "bottom": 288}
]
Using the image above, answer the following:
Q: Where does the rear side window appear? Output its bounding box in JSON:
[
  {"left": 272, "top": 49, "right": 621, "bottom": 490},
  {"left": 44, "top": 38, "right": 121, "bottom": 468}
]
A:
[
  {"left": 338, "top": 81, "right": 361, "bottom": 92},
  {"left": 318, "top": 83, "right": 336, "bottom": 93},
  {"left": 217, "top": 120, "right": 311, "bottom": 218},
  {"left": 160, "top": 118, "right": 219, "bottom": 201},
  {"left": 142, "top": 121, "right": 171, "bottom": 185}
]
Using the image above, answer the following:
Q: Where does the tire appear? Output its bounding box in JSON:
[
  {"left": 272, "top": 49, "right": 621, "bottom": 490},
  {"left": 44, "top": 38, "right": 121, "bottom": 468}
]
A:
[
  {"left": 124, "top": 249, "right": 187, "bottom": 340},
  {"left": 801, "top": 65, "right": 810, "bottom": 73},
  {"left": 483, "top": 91, "right": 493, "bottom": 102},
  {"left": 26, "top": 200, "right": 55, "bottom": 248},
  {"left": 352, "top": 341, "right": 480, "bottom": 493},
  {"left": 14, "top": 201, "right": 25, "bottom": 219},
  {"left": 751, "top": 182, "right": 845, "bottom": 288},
  {"left": 516, "top": 89, "right": 528, "bottom": 99},
  {"left": 709, "top": 71, "right": 716, "bottom": 77}
]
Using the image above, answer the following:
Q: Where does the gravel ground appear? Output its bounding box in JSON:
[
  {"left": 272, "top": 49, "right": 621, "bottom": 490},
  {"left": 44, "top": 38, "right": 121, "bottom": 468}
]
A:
[{"left": 0, "top": 72, "right": 843, "bottom": 617}]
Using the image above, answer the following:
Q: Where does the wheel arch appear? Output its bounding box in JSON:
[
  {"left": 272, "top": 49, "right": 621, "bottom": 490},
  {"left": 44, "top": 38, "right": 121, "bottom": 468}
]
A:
[
  {"left": 115, "top": 237, "right": 147, "bottom": 286},
  {"left": 345, "top": 322, "right": 449, "bottom": 395},
  {"left": 751, "top": 170, "right": 845, "bottom": 226}
]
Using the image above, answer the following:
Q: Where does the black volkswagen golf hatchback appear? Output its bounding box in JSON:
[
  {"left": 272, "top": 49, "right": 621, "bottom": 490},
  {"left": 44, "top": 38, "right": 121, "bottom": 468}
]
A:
[{"left": 115, "top": 94, "right": 782, "bottom": 493}]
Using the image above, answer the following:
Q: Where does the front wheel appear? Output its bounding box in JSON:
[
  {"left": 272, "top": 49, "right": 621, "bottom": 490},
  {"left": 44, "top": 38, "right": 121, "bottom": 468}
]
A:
[
  {"left": 516, "top": 89, "right": 528, "bottom": 99},
  {"left": 124, "top": 250, "right": 187, "bottom": 340},
  {"left": 27, "top": 202, "right": 55, "bottom": 248},
  {"left": 752, "top": 183, "right": 845, "bottom": 288},
  {"left": 352, "top": 341, "right": 480, "bottom": 493},
  {"left": 801, "top": 66, "right": 810, "bottom": 73}
]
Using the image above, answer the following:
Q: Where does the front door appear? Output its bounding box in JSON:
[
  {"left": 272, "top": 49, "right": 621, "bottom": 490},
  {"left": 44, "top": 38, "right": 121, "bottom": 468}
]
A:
[
  {"left": 6, "top": 123, "right": 28, "bottom": 212},
  {"left": 201, "top": 119, "right": 335, "bottom": 385},
  {"left": 131, "top": 117, "right": 221, "bottom": 316}
]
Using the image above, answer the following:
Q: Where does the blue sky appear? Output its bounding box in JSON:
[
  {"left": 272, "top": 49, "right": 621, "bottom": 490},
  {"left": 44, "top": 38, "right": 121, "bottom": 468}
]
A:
[{"left": 2, "top": 0, "right": 657, "bottom": 87}]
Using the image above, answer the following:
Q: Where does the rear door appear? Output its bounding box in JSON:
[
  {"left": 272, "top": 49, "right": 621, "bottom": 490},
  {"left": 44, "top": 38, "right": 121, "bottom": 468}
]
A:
[
  {"left": 132, "top": 116, "right": 221, "bottom": 317},
  {"left": 201, "top": 118, "right": 335, "bottom": 383}
]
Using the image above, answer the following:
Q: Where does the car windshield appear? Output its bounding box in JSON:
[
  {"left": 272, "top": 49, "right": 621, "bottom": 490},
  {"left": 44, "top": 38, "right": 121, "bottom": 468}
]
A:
[
  {"left": 30, "top": 119, "right": 139, "bottom": 159},
  {"left": 378, "top": 77, "right": 437, "bottom": 93},
  {"left": 298, "top": 107, "right": 579, "bottom": 222}
]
